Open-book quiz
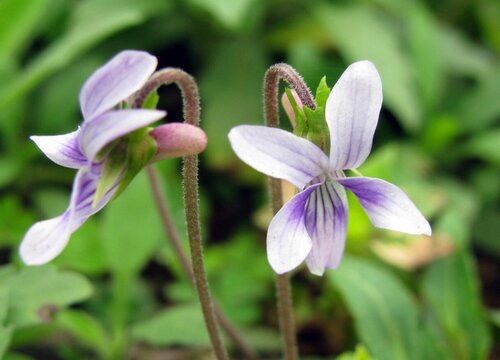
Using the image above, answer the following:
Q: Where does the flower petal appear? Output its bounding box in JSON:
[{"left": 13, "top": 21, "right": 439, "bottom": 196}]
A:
[
  {"left": 229, "top": 125, "right": 328, "bottom": 189},
  {"left": 79, "top": 50, "right": 157, "bottom": 120},
  {"left": 19, "top": 168, "right": 119, "bottom": 265},
  {"left": 338, "top": 177, "right": 431, "bottom": 235},
  {"left": 326, "top": 61, "right": 383, "bottom": 170},
  {"left": 304, "top": 181, "right": 348, "bottom": 275},
  {"left": 79, "top": 109, "right": 165, "bottom": 161},
  {"left": 31, "top": 130, "right": 87, "bottom": 168},
  {"left": 19, "top": 214, "right": 72, "bottom": 265},
  {"left": 267, "top": 184, "right": 320, "bottom": 274}
]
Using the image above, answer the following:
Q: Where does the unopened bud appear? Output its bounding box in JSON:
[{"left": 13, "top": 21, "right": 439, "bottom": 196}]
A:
[{"left": 149, "top": 123, "right": 207, "bottom": 162}]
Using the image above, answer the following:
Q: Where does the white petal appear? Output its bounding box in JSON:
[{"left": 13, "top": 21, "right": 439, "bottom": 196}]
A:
[
  {"left": 338, "top": 177, "right": 432, "bottom": 235},
  {"left": 79, "top": 50, "right": 157, "bottom": 120},
  {"left": 267, "top": 184, "right": 319, "bottom": 274},
  {"left": 326, "top": 61, "right": 383, "bottom": 170},
  {"left": 304, "top": 181, "right": 348, "bottom": 275},
  {"left": 19, "top": 168, "right": 119, "bottom": 265},
  {"left": 79, "top": 109, "right": 165, "bottom": 161},
  {"left": 229, "top": 125, "right": 328, "bottom": 189},
  {"left": 31, "top": 131, "right": 87, "bottom": 168},
  {"left": 19, "top": 214, "right": 72, "bottom": 265}
]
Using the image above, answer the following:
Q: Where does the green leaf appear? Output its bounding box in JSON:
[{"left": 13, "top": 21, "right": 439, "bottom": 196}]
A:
[
  {"left": 52, "top": 219, "right": 107, "bottom": 276},
  {"left": 464, "top": 128, "right": 500, "bottom": 165},
  {"left": 315, "top": 3, "right": 421, "bottom": 132},
  {"left": 55, "top": 309, "right": 109, "bottom": 357},
  {"left": 0, "top": 0, "right": 165, "bottom": 110},
  {"left": 188, "top": 0, "right": 261, "bottom": 30},
  {"left": 336, "top": 345, "right": 373, "bottom": 360},
  {"left": 0, "top": 0, "right": 46, "bottom": 59},
  {"left": 131, "top": 303, "right": 210, "bottom": 346},
  {"left": 3, "top": 265, "right": 93, "bottom": 327},
  {"left": 0, "top": 196, "right": 35, "bottom": 247},
  {"left": 421, "top": 251, "right": 491, "bottom": 360},
  {"left": 407, "top": 3, "right": 443, "bottom": 114},
  {"left": 329, "top": 257, "right": 442, "bottom": 360},
  {"left": 200, "top": 39, "right": 268, "bottom": 168},
  {"left": 101, "top": 171, "right": 162, "bottom": 276},
  {"left": 454, "top": 69, "right": 500, "bottom": 133},
  {"left": 0, "top": 325, "right": 13, "bottom": 359},
  {"left": 142, "top": 90, "right": 159, "bottom": 110}
]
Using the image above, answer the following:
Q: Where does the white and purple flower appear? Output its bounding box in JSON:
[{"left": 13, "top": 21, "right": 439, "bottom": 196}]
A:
[
  {"left": 20, "top": 50, "right": 206, "bottom": 265},
  {"left": 229, "top": 61, "right": 431, "bottom": 275}
]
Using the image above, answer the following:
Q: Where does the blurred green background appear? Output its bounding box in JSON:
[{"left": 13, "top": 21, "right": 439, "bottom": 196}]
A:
[{"left": 0, "top": 0, "right": 498, "bottom": 358}]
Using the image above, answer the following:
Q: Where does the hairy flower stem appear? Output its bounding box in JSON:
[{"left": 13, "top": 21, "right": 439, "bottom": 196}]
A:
[
  {"left": 145, "top": 166, "right": 258, "bottom": 360},
  {"left": 263, "top": 63, "right": 316, "bottom": 360},
  {"left": 133, "top": 69, "right": 228, "bottom": 360}
]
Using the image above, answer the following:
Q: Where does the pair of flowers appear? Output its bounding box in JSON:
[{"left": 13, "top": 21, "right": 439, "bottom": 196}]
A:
[{"left": 21, "top": 51, "right": 431, "bottom": 275}]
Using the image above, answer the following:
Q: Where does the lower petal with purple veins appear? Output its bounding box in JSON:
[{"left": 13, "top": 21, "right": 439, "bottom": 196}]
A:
[
  {"left": 304, "top": 181, "right": 348, "bottom": 275},
  {"left": 267, "top": 184, "right": 321, "bottom": 274}
]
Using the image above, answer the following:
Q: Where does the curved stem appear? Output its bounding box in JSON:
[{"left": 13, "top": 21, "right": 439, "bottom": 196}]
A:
[
  {"left": 134, "top": 69, "right": 228, "bottom": 360},
  {"left": 263, "top": 63, "right": 316, "bottom": 360},
  {"left": 145, "top": 166, "right": 258, "bottom": 360}
]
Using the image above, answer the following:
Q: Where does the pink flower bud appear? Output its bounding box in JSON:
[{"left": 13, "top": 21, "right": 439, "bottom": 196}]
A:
[
  {"left": 281, "top": 89, "right": 303, "bottom": 128},
  {"left": 149, "top": 123, "right": 208, "bottom": 162}
]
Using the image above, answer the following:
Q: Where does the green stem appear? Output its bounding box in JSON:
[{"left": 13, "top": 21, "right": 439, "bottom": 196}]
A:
[
  {"left": 134, "top": 69, "right": 229, "bottom": 359},
  {"left": 263, "top": 63, "right": 316, "bottom": 360}
]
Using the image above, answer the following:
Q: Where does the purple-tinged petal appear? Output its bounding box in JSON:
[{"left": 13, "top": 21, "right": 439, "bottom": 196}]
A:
[
  {"left": 304, "top": 181, "right": 348, "bottom": 276},
  {"left": 79, "top": 50, "right": 157, "bottom": 120},
  {"left": 338, "top": 177, "right": 432, "bottom": 235},
  {"left": 326, "top": 61, "right": 383, "bottom": 170},
  {"left": 68, "top": 168, "right": 118, "bottom": 231},
  {"left": 229, "top": 125, "right": 329, "bottom": 189},
  {"left": 267, "top": 184, "right": 320, "bottom": 274},
  {"left": 79, "top": 109, "right": 165, "bottom": 161},
  {"left": 31, "top": 131, "right": 87, "bottom": 169},
  {"left": 19, "top": 214, "right": 72, "bottom": 265},
  {"left": 19, "top": 168, "right": 119, "bottom": 265}
]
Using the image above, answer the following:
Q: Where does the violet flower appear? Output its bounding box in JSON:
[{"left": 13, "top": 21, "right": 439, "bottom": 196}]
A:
[
  {"left": 20, "top": 50, "right": 206, "bottom": 265},
  {"left": 228, "top": 61, "right": 431, "bottom": 275}
]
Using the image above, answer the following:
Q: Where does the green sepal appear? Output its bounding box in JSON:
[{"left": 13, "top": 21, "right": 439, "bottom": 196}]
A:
[
  {"left": 285, "top": 88, "right": 307, "bottom": 137},
  {"left": 93, "top": 127, "right": 157, "bottom": 206},
  {"left": 142, "top": 90, "right": 159, "bottom": 110},
  {"left": 292, "top": 77, "right": 331, "bottom": 153}
]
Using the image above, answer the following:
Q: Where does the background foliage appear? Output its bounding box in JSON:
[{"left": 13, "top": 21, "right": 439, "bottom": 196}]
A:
[{"left": 0, "top": 0, "right": 498, "bottom": 358}]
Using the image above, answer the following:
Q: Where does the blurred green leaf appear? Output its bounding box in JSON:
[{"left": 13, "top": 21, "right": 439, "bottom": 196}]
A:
[
  {"left": 101, "top": 171, "right": 162, "bottom": 276},
  {"left": 439, "top": 25, "right": 495, "bottom": 78},
  {"left": 0, "top": 196, "right": 35, "bottom": 247},
  {"left": 316, "top": 3, "right": 421, "bottom": 132},
  {"left": 0, "top": 325, "right": 13, "bottom": 359},
  {"left": 33, "top": 57, "right": 104, "bottom": 134},
  {"left": 464, "top": 128, "right": 500, "bottom": 165},
  {"left": 131, "top": 303, "right": 210, "bottom": 346},
  {"left": 0, "top": 0, "right": 46, "bottom": 59},
  {"left": 330, "top": 256, "right": 443, "bottom": 360},
  {"left": 200, "top": 39, "right": 268, "bottom": 168},
  {"left": 206, "top": 231, "right": 272, "bottom": 325},
  {"left": 421, "top": 251, "right": 491, "bottom": 360},
  {"left": 0, "top": 0, "right": 166, "bottom": 110},
  {"left": 188, "top": 0, "right": 261, "bottom": 30},
  {"left": 2, "top": 265, "right": 93, "bottom": 327},
  {"left": 55, "top": 309, "right": 109, "bottom": 357},
  {"left": 336, "top": 345, "right": 373, "bottom": 360},
  {"left": 407, "top": 3, "right": 443, "bottom": 114},
  {"left": 53, "top": 219, "right": 107, "bottom": 276},
  {"left": 453, "top": 69, "right": 500, "bottom": 133}
]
